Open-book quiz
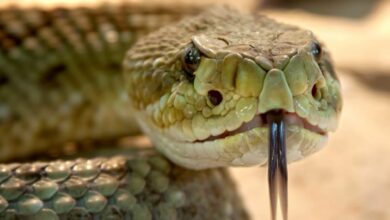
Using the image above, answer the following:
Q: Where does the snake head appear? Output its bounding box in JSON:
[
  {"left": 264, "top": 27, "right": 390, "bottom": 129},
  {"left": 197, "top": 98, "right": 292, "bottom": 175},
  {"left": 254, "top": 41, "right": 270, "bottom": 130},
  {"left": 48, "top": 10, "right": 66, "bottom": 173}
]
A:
[{"left": 125, "top": 6, "right": 342, "bottom": 169}]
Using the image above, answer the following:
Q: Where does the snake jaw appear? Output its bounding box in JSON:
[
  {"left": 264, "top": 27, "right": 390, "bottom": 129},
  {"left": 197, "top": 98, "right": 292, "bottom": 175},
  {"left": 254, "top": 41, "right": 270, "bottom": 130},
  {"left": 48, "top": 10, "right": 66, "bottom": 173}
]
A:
[
  {"left": 133, "top": 104, "right": 328, "bottom": 169},
  {"left": 194, "top": 112, "right": 326, "bottom": 143}
]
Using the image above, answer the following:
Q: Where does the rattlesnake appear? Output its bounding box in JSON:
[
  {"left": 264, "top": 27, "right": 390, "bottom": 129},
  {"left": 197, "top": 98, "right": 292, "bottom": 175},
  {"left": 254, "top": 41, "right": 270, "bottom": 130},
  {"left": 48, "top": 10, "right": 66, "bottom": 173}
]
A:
[{"left": 0, "top": 2, "right": 342, "bottom": 219}]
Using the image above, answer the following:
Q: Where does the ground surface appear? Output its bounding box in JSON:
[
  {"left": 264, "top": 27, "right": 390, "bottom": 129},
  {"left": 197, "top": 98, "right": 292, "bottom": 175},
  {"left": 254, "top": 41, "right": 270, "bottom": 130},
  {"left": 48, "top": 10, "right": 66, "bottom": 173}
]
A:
[{"left": 1, "top": 0, "right": 390, "bottom": 219}]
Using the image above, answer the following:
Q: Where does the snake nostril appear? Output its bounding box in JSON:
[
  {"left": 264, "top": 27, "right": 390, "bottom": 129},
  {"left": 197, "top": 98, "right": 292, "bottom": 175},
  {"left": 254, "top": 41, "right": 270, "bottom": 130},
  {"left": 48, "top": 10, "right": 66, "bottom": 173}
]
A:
[
  {"left": 311, "top": 84, "right": 321, "bottom": 100},
  {"left": 311, "top": 85, "right": 316, "bottom": 97},
  {"left": 208, "top": 90, "right": 223, "bottom": 106}
]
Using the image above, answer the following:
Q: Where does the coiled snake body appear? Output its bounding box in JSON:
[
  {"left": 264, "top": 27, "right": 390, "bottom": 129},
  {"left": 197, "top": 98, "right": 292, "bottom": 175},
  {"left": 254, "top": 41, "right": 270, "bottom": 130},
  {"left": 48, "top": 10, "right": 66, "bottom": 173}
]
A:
[{"left": 0, "top": 3, "right": 342, "bottom": 219}]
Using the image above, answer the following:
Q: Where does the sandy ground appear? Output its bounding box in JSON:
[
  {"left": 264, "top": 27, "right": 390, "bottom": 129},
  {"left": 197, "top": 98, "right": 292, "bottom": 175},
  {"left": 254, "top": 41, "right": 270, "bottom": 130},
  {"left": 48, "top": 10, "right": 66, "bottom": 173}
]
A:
[{"left": 1, "top": 0, "right": 390, "bottom": 219}]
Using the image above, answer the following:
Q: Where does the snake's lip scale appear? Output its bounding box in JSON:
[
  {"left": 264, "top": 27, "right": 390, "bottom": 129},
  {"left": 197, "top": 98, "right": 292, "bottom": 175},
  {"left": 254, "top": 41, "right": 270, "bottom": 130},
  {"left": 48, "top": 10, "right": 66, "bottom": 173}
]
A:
[
  {"left": 194, "top": 112, "right": 326, "bottom": 143},
  {"left": 284, "top": 112, "right": 326, "bottom": 135}
]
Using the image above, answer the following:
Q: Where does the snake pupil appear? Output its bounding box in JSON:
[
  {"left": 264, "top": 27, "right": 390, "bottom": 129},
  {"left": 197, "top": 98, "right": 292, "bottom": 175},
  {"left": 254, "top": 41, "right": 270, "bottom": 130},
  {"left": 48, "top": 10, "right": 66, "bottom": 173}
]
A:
[
  {"left": 182, "top": 44, "right": 201, "bottom": 81},
  {"left": 311, "top": 41, "right": 322, "bottom": 60},
  {"left": 207, "top": 90, "right": 223, "bottom": 106},
  {"left": 184, "top": 47, "right": 200, "bottom": 66}
]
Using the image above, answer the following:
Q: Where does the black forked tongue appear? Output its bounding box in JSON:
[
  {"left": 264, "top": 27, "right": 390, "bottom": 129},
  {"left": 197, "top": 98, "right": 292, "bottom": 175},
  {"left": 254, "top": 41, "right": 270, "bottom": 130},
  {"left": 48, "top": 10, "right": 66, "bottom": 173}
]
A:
[{"left": 267, "top": 111, "right": 288, "bottom": 220}]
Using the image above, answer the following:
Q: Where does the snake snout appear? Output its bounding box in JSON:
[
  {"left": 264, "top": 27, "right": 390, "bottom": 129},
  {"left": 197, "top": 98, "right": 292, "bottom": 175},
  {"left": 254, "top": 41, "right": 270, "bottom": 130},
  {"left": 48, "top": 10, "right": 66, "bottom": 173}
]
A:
[{"left": 193, "top": 53, "right": 296, "bottom": 115}]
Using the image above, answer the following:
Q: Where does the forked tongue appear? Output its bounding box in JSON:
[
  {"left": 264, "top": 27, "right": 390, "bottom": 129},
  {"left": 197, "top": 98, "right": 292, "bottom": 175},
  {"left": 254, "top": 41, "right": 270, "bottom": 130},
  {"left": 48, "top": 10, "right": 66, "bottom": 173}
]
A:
[{"left": 267, "top": 111, "right": 288, "bottom": 220}]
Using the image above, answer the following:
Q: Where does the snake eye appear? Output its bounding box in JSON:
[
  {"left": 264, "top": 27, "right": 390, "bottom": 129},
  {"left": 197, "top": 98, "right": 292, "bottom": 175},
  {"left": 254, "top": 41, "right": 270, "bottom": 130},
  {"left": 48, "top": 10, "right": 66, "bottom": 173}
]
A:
[
  {"left": 311, "top": 41, "right": 322, "bottom": 60},
  {"left": 182, "top": 44, "right": 201, "bottom": 81}
]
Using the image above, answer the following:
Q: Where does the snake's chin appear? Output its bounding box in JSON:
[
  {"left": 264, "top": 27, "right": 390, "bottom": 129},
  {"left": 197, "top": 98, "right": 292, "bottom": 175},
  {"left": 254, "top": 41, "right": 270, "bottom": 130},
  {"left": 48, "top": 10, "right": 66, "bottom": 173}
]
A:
[{"left": 134, "top": 110, "right": 328, "bottom": 170}]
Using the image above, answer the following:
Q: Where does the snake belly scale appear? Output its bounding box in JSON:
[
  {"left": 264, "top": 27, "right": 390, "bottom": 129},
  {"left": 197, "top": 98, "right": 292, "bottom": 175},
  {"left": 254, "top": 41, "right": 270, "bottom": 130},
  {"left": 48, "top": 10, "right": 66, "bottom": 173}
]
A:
[{"left": 0, "top": 2, "right": 342, "bottom": 219}]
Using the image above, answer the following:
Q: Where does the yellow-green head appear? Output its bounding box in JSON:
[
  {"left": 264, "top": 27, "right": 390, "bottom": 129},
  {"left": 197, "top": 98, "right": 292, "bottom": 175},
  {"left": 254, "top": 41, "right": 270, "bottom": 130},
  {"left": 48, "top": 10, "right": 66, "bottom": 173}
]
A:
[{"left": 125, "top": 6, "right": 342, "bottom": 169}]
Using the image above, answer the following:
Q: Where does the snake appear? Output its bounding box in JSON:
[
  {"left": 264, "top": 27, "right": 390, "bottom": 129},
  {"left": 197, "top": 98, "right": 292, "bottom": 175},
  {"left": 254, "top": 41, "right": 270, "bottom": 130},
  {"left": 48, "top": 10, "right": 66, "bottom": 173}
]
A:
[{"left": 0, "top": 2, "right": 342, "bottom": 220}]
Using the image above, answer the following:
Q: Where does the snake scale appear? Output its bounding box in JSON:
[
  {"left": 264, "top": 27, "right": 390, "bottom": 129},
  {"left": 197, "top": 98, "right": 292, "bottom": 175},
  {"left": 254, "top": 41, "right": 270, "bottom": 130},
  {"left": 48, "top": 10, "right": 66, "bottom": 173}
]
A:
[{"left": 0, "top": 2, "right": 342, "bottom": 219}]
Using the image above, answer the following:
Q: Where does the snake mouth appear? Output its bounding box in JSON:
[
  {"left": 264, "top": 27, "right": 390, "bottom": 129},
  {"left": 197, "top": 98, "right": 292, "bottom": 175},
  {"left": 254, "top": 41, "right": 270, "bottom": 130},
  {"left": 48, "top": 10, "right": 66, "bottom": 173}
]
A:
[{"left": 195, "top": 112, "right": 326, "bottom": 143}]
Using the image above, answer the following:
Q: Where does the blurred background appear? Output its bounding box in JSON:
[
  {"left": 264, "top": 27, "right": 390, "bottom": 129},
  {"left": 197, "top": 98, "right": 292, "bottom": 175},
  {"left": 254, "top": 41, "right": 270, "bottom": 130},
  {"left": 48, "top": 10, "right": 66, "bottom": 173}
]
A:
[{"left": 0, "top": 0, "right": 389, "bottom": 219}]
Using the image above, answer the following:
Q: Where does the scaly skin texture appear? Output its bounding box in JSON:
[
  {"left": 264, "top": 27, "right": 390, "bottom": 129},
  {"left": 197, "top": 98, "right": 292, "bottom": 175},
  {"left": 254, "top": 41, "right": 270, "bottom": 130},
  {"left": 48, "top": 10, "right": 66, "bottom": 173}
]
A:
[
  {"left": 0, "top": 148, "right": 248, "bottom": 219},
  {"left": 0, "top": 3, "right": 196, "bottom": 161},
  {"left": 0, "top": 3, "right": 250, "bottom": 218},
  {"left": 0, "top": 2, "right": 342, "bottom": 218},
  {"left": 125, "top": 7, "right": 342, "bottom": 169}
]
